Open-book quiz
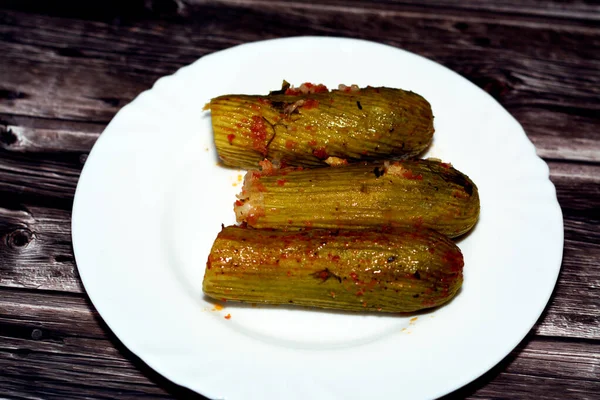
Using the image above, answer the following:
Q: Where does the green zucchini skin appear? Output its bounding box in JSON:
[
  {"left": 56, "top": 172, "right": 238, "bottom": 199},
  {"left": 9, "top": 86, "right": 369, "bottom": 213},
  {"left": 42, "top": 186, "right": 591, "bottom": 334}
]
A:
[
  {"left": 203, "top": 225, "right": 463, "bottom": 313},
  {"left": 208, "top": 85, "right": 434, "bottom": 169},
  {"left": 235, "top": 159, "right": 480, "bottom": 238}
]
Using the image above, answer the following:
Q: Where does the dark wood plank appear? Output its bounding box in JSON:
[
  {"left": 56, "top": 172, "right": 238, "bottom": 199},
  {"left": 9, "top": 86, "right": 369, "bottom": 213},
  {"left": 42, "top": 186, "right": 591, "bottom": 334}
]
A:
[
  {"left": 526, "top": 162, "right": 600, "bottom": 339},
  {"left": 0, "top": 148, "right": 82, "bottom": 208},
  {"left": 340, "top": 0, "right": 600, "bottom": 21},
  {"left": 0, "top": 288, "right": 598, "bottom": 400},
  {"left": 0, "top": 206, "right": 81, "bottom": 293},
  {"left": 0, "top": 57, "right": 158, "bottom": 122},
  {"left": 1, "top": 5, "right": 599, "bottom": 157},
  {"left": 533, "top": 221, "right": 600, "bottom": 340},
  {"left": 0, "top": 1, "right": 598, "bottom": 398},
  {"left": 550, "top": 162, "right": 600, "bottom": 214},
  {"left": 0, "top": 289, "right": 206, "bottom": 400},
  {"left": 3, "top": 0, "right": 600, "bottom": 23},
  {"left": 0, "top": 115, "right": 104, "bottom": 160},
  {"left": 444, "top": 337, "right": 600, "bottom": 399},
  {"left": 1, "top": 125, "right": 100, "bottom": 154},
  {"left": 522, "top": 109, "right": 600, "bottom": 162},
  {"left": 0, "top": 289, "right": 102, "bottom": 337},
  {"left": 249, "top": 0, "right": 600, "bottom": 22},
  {"left": 257, "top": 0, "right": 600, "bottom": 21}
]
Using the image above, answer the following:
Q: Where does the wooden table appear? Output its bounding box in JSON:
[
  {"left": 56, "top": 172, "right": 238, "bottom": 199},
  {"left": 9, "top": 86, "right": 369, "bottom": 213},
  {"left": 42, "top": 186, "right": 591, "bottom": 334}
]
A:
[{"left": 1, "top": 1, "right": 598, "bottom": 398}]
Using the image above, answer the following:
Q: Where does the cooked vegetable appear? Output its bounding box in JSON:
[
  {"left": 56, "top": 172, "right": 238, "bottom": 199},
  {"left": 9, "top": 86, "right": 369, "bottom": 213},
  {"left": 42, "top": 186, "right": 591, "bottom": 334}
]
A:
[
  {"left": 235, "top": 159, "right": 479, "bottom": 238},
  {"left": 207, "top": 82, "right": 434, "bottom": 169},
  {"left": 203, "top": 225, "right": 463, "bottom": 313}
]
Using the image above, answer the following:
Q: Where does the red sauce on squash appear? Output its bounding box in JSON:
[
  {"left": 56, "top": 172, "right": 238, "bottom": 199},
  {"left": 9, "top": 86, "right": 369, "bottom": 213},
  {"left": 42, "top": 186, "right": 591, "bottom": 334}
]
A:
[
  {"left": 306, "top": 83, "right": 328, "bottom": 93},
  {"left": 249, "top": 116, "right": 268, "bottom": 155},
  {"left": 442, "top": 250, "right": 464, "bottom": 273},
  {"left": 303, "top": 99, "right": 319, "bottom": 109},
  {"left": 313, "top": 147, "right": 328, "bottom": 159},
  {"left": 285, "top": 83, "right": 329, "bottom": 95},
  {"left": 402, "top": 170, "right": 423, "bottom": 180}
]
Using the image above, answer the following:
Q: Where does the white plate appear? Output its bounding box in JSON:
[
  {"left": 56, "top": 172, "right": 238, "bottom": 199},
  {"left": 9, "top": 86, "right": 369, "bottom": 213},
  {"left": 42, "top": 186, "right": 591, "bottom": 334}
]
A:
[{"left": 72, "top": 37, "right": 563, "bottom": 400}]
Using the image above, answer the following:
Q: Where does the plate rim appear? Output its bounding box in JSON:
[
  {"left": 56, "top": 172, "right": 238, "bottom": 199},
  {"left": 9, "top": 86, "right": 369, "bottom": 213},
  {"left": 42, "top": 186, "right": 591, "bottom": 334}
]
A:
[{"left": 72, "top": 35, "right": 564, "bottom": 400}]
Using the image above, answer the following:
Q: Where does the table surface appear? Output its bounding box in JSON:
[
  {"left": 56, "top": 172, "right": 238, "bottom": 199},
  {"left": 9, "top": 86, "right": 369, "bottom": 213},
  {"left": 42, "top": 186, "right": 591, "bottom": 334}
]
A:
[{"left": 1, "top": 1, "right": 599, "bottom": 399}]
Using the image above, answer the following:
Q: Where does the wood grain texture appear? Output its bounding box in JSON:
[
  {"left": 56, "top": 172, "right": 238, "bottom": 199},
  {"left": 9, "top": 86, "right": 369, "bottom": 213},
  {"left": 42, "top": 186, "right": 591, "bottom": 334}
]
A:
[
  {"left": 443, "top": 338, "right": 600, "bottom": 399},
  {"left": 0, "top": 291, "right": 206, "bottom": 400},
  {"left": 3, "top": 0, "right": 600, "bottom": 23},
  {"left": 1, "top": 288, "right": 598, "bottom": 400},
  {"left": 0, "top": 0, "right": 599, "bottom": 398},
  {"left": 1, "top": 3, "right": 599, "bottom": 155},
  {"left": 206, "top": 0, "right": 600, "bottom": 21},
  {"left": 0, "top": 148, "right": 82, "bottom": 208},
  {"left": 0, "top": 206, "right": 81, "bottom": 293},
  {"left": 1, "top": 125, "right": 100, "bottom": 153}
]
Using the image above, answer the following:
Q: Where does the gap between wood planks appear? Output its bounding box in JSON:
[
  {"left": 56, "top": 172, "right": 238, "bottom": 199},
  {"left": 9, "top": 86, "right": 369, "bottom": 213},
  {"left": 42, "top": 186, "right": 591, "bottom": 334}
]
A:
[
  {"left": 1, "top": 5, "right": 599, "bottom": 123},
  {"left": 0, "top": 286, "right": 598, "bottom": 400}
]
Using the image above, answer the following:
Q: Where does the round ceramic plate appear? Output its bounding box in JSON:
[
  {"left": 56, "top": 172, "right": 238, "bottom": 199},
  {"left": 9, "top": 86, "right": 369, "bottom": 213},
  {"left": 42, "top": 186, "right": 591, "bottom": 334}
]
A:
[{"left": 72, "top": 37, "right": 563, "bottom": 400}]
